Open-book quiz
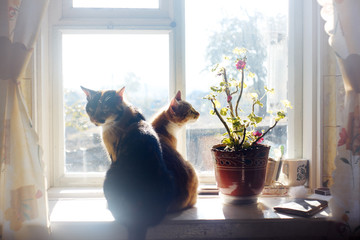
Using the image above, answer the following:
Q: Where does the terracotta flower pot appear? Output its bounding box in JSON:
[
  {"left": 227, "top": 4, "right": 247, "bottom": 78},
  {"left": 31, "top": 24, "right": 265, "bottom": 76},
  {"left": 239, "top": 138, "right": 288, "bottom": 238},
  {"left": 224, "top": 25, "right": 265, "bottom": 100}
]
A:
[{"left": 211, "top": 144, "right": 270, "bottom": 204}]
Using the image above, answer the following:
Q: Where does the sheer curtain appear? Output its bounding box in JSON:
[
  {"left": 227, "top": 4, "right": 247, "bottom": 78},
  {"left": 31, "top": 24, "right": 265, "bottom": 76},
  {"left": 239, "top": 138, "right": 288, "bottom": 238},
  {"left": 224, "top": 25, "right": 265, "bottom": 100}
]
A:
[
  {"left": 0, "top": 0, "right": 49, "bottom": 240},
  {"left": 318, "top": 0, "right": 360, "bottom": 236}
]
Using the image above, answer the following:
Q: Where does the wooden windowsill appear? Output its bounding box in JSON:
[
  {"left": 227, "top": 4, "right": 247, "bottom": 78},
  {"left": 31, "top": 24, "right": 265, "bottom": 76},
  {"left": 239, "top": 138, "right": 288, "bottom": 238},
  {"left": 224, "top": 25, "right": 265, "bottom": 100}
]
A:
[{"left": 49, "top": 193, "right": 339, "bottom": 240}]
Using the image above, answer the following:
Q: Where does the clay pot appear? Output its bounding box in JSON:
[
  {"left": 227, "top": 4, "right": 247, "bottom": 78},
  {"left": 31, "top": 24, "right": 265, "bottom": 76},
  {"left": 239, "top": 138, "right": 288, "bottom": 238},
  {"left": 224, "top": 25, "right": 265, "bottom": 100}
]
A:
[{"left": 211, "top": 144, "right": 270, "bottom": 204}]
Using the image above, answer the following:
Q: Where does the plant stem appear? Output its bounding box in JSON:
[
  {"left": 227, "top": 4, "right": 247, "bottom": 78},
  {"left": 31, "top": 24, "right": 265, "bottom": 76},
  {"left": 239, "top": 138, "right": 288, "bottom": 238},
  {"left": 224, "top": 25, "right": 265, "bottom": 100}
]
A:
[
  {"left": 223, "top": 69, "right": 235, "bottom": 118},
  {"left": 239, "top": 127, "right": 246, "bottom": 149},
  {"left": 252, "top": 120, "right": 279, "bottom": 146},
  {"left": 235, "top": 69, "right": 245, "bottom": 117},
  {"left": 231, "top": 86, "right": 239, "bottom": 95},
  {"left": 210, "top": 99, "right": 234, "bottom": 143}
]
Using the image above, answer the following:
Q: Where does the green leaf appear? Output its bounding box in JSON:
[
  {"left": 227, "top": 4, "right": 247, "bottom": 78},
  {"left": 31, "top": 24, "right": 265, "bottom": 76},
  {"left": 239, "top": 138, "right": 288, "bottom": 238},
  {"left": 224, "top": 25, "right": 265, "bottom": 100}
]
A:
[
  {"left": 264, "top": 86, "right": 275, "bottom": 94},
  {"left": 222, "top": 137, "right": 233, "bottom": 146},
  {"left": 254, "top": 99, "right": 263, "bottom": 107},
  {"left": 340, "top": 158, "right": 350, "bottom": 165},
  {"left": 211, "top": 63, "right": 219, "bottom": 72},
  {"left": 281, "top": 99, "right": 293, "bottom": 109},
  {"left": 277, "top": 111, "right": 286, "bottom": 118},
  {"left": 210, "top": 86, "right": 222, "bottom": 92},
  {"left": 249, "top": 93, "right": 258, "bottom": 100},
  {"left": 231, "top": 118, "right": 241, "bottom": 128},
  {"left": 220, "top": 107, "right": 228, "bottom": 116},
  {"left": 239, "top": 82, "right": 247, "bottom": 89},
  {"left": 214, "top": 100, "right": 221, "bottom": 108},
  {"left": 254, "top": 116, "right": 263, "bottom": 123},
  {"left": 248, "top": 72, "right": 255, "bottom": 78},
  {"left": 203, "top": 94, "right": 215, "bottom": 100}
]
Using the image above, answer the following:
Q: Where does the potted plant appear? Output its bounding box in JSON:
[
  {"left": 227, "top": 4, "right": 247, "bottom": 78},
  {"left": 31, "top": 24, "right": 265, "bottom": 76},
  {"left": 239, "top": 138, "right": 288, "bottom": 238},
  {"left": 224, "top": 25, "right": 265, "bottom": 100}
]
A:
[{"left": 204, "top": 47, "right": 291, "bottom": 204}]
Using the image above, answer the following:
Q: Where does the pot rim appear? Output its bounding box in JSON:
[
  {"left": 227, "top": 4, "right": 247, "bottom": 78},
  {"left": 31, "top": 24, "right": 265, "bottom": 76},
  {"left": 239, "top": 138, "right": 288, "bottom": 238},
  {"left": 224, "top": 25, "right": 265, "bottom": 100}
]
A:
[{"left": 211, "top": 143, "right": 270, "bottom": 153}]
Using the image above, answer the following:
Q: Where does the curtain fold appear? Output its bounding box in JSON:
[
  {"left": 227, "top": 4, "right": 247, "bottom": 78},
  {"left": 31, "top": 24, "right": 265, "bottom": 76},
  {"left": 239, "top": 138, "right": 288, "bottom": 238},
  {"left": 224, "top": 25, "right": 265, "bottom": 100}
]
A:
[
  {"left": 0, "top": 0, "right": 49, "bottom": 240},
  {"left": 318, "top": 0, "right": 360, "bottom": 236}
]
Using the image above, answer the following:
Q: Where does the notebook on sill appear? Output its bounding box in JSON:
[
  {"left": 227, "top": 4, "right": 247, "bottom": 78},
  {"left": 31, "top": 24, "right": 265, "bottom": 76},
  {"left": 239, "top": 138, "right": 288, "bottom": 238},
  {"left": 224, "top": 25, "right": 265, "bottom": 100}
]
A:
[{"left": 274, "top": 198, "right": 328, "bottom": 217}]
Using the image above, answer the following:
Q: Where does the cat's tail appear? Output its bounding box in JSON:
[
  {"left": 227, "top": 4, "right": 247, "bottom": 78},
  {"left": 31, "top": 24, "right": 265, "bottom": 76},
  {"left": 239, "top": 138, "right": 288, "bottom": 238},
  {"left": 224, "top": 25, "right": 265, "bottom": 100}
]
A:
[{"left": 127, "top": 225, "right": 148, "bottom": 240}]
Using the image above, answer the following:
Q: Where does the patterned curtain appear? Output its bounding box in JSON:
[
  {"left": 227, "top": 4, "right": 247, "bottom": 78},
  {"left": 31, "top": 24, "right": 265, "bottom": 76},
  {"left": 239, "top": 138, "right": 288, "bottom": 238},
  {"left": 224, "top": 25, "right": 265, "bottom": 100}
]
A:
[
  {"left": 0, "top": 0, "right": 49, "bottom": 240},
  {"left": 318, "top": 0, "right": 360, "bottom": 236}
]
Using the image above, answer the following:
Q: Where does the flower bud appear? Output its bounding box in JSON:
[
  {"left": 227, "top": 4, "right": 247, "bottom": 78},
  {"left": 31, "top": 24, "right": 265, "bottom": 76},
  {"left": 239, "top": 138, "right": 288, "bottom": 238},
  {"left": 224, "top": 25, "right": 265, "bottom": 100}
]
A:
[{"left": 236, "top": 60, "right": 246, "bottom": 70}]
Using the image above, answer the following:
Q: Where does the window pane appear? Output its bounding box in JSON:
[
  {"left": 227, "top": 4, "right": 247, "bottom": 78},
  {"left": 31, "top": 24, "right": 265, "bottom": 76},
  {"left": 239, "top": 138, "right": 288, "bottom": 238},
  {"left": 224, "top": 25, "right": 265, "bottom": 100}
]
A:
[
  {"left": 185, "top": 0, "right": 289, "bottom": 172},
  {"left": 62, "top": 33, "right": 169, "bottom": 173},
  {"left": 72, "top": 0, "right": 159, "bottom": 9}
]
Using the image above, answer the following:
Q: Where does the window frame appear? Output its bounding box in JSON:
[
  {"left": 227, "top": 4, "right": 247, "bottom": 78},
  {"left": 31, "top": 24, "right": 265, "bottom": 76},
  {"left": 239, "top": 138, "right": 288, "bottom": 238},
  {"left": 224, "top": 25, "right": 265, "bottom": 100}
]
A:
[
  {"left": 62, "top": 0, "right": 173, "bottom": 21},
  {"left": 45, "top": 0, "right": 177, "bottom": 187},
  {"left": 35, "top": 0, "right": 322, "bottom": 189},
  {"left": 51, "top": 28, "right": 175, "bottom": 187}
]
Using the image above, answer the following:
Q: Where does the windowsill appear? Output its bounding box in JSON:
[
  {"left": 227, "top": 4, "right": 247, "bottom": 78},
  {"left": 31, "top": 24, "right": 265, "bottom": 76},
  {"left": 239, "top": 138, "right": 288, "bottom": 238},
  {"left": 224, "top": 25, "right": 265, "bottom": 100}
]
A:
[{"left": 49, "top": 190, "right": 339, "bottom": 240}]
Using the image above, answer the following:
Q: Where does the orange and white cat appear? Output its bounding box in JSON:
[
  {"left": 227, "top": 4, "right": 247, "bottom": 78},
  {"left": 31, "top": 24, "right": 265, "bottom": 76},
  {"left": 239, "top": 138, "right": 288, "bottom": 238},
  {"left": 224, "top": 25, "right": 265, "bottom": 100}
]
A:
[{"left": 151, "top": 90, "right": 200, "bottom": 212}]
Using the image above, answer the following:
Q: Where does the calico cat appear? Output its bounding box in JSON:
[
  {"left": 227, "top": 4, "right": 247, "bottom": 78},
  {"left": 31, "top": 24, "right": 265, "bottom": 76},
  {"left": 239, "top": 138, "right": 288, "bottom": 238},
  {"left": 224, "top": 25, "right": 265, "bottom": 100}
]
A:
[
  {"left": 81, "top": 86, "right": 174, "bottom": 240},
  {"left": 151, "top": 90, "right": 199, "bottom": 212}
]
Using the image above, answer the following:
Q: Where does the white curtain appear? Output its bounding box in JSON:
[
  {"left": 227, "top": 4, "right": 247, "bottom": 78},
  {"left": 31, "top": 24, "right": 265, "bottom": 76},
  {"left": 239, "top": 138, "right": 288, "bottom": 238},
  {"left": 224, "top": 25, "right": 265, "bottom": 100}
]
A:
[
  {"left": 318, "top": 0, "right": 360, "bottom": 236},
  {"left": 0, "top": 0, "right": 49, "bottom": 240}
]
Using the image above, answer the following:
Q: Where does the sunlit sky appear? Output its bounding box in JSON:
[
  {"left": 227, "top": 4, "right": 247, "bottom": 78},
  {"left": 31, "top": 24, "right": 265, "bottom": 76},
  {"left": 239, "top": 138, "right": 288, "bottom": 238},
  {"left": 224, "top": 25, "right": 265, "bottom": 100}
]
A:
[
  {"left": 62, "top": 33, "right": 169, "bottom": 92},
  {"left": 185, "top": 0, "right": 288, "bottom": 93},
  {"left": 62, "top": 0, "right": 288, "bottom": 95}
]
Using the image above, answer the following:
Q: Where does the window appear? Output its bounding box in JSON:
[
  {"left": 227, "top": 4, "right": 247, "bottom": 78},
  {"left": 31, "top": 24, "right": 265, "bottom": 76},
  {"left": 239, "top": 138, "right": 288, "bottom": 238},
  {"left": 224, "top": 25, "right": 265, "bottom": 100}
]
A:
[
  {"left": 62, "top": 32, "right": 169, "bottom": 174},
  {"left": 184, "top": 0, "right": 289, "bottom": 178},
  {"left": 47, "top": 0, "right": 303, "bottom": 187},
  {"left": 72, "top": 0, "right": 159, "bottom": 9},
  {"left": 61, "top": 0, "right": 171, "bottom": 19}
]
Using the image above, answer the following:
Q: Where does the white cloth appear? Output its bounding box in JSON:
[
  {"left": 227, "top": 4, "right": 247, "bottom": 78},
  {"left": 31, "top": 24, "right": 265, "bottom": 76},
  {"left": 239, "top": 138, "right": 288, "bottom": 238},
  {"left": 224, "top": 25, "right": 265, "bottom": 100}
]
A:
[
  {"left": 0, "top": 0, "right": 49, "bottom": 239},
  {"left": 318, "top": 0, "right": 360, "bottom": 233}
]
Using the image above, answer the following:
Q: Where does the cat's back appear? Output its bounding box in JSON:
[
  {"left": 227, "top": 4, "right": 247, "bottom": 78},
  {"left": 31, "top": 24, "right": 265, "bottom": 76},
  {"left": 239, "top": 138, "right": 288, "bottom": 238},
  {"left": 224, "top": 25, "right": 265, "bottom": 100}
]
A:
[
  {"left": 121, "top": 119, "right": 162, "bottom": 159},
  {"left": 151, "top": 92, "right": 200, "bottom": 212},
  {"left": 103, "top": 118, "right": 174, "bottom": 227},
  {"left": 82, "top": 86, "right": 174, "bottom": 237},
  {"left": 107, "top": 117, "right": 170, "bottom": 183}
]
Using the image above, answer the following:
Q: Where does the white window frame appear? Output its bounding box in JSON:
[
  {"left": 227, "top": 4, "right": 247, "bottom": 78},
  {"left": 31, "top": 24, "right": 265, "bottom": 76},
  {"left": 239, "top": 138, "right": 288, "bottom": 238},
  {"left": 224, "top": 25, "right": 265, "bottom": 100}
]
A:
[
  {"left": 62, "top": 0, "right": 172, "bottom": 20},
  {"left": 51, "top": 28, "right": 175, "bottom": 187},
  {"left": 45, "top": 0, "right": 178, "bottom": 187},
  {"left": 34, "top": 0, "right": 324, "bottom": 190}
]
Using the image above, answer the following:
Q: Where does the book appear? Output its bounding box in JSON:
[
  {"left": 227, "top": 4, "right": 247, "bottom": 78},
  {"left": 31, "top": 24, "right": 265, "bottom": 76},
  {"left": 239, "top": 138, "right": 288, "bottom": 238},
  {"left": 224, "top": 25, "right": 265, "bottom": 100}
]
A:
[{"left": 273, "top": 198, "right": 328, "bottom": 217}]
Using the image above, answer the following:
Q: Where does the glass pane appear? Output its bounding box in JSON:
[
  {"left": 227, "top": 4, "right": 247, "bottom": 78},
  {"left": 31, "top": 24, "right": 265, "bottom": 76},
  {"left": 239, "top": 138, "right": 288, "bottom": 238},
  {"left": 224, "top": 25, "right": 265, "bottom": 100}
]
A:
[
  {"left": 73, "top": 0, "right": 159, "bottom": 9},
  {"left": 185, "top": 0, "right": 289, "bottom": 172},
  {"left": 62, "top": 33, "right": 169, "bottom": 173}
]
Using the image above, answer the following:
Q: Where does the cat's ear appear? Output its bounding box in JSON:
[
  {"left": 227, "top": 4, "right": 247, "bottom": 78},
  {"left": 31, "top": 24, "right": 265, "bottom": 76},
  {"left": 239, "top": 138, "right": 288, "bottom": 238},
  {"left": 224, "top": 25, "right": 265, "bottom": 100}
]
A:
[
  {"left": 116, "top": 87, "right": 125, "bottom": 100},
  {"left": 175, "top": 90, "right": 182, "bottom": 101},
  {"left": 81, "top": 86, "right": 96, "bottom": 101},
  {"left": 169, "top": 97, "right": 179, "bottom": 115}
]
